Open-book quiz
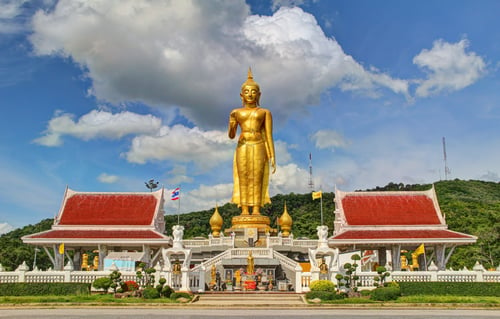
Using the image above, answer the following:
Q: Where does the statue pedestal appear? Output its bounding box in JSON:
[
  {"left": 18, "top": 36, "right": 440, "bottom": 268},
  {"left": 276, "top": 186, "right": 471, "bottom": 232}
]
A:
[
  {"left": 225, "top": 215, "right": 277, "bottom": 247},
  {"left": 230, "top": 214, "right": 271, "bottom": 231}
]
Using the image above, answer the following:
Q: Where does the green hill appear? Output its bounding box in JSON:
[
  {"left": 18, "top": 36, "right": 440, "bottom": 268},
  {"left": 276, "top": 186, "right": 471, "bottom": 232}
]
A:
[{"left": 1, "top": 179, "right": 498, "bottom": 271}]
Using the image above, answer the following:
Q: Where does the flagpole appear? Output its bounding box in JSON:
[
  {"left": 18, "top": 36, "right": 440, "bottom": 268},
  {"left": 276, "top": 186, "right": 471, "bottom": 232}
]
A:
[
  {"left": 424, "top": 250, "right": 428, "bottom": 271},
  {"left": 320, "top": 194, "right": 323, "bottom": 225},
  {"left": 177, "top": 187, "right": 181, "bottom": 225}
]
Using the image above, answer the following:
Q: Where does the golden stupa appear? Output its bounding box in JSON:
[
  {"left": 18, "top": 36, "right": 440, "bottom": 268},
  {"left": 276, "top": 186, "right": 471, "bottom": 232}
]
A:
[
  {"left": 209, "top": 205, "right": 223, "bottom": 237},
  {"left": 278, "top": 202, "right": 292, "bottom": 237}
]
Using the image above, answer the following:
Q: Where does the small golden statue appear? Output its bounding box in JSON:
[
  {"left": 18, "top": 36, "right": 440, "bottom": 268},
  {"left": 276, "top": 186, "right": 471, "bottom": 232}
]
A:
[
  {"left": 93, "top": 255, "right": 99, "bottom": 271},
  {"left": 246, "top": 250, "right": 255, "bottom": 274},
  {"left": 81, "top": 253, "right": 89, "bottom": 271},
  {"left": 411, "top": 253, "right": 419, "bottom": 271},
  {"left": 235, "top": 269, "right": 241, "bottom": 284},
  {"left": 172, "top": 258, "right": 181, "bottom": 274},
  {"left": 401, "top": 254, "right": 408, "bottom": 270},
  {"left": 319, "top": 258, "right": 328, "bottom": 274},
  {"left": 228, "top": 68, "right": 276, "bottom": 216}
]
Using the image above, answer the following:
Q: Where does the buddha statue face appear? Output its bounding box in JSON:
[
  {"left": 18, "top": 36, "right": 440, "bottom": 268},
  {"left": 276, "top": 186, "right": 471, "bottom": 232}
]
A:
[{"left": 241, "top": 84, "right": 260, "bottom": 106}]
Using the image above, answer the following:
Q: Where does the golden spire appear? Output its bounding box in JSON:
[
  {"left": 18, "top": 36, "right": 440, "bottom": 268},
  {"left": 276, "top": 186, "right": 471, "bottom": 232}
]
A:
[
  {"left": 279, "top": 201, "right": 292, "bottom": 237},
  {"left": 209, "top": 205, "right": 223, "bottom": 237},
  {"left": 241, "top": 67, "right": 260, "bottom": 90}
]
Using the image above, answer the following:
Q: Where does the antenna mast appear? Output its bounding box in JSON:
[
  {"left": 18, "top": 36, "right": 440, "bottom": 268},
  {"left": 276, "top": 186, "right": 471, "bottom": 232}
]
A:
[
  {"left": 442, "top": 137, "right": 451, "bottom": 180},
  {"left": 308, "top": 153, "right": 315, "bottom": 191}
]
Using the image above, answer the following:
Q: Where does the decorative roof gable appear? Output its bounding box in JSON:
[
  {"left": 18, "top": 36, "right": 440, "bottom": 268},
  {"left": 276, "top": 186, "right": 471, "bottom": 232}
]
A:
[
  {"left": 331, "top": 186, "right": 476, "bottom": 245},
  {"left": 341, "top": 194, "right": 441, "bottom": 226},
  {"left": 59, "top": 193, "right": 157, "bottom": 226}
]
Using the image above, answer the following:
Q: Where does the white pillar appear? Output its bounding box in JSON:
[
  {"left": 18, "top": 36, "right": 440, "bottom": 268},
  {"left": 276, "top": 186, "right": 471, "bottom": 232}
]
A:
[
  {"left": 294, "top": 265, "right": 303, "bottom": 293},
  {"left": 198, "top": 264, "right": 206, "bottom": 292},
  {"left": 181, "top": 267, "right": 190, "bottom": 291}
]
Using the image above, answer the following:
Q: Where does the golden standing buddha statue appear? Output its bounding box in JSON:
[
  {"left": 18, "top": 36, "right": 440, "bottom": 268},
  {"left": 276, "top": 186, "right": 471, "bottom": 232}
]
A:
[
  {"left": 228, "top": 68, "right": 276, "bottom": 216},
  {"left": 246, "top": 250, "right": 255, "bottom": 275}
]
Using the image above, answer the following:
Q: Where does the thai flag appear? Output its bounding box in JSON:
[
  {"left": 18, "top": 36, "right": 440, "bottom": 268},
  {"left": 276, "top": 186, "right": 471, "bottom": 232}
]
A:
[{"left": 171, "top": 187, "right": 180, "bottom": 200}]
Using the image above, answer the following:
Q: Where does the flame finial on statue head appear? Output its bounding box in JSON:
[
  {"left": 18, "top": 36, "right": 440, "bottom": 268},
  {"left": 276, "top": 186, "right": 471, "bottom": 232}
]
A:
[{"left": 241, "top": 67, "right": 260, "bottom": 90}]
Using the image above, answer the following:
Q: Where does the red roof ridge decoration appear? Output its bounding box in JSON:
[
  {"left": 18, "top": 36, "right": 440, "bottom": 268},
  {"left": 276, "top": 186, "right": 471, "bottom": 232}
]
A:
[{"left": 331, "top": 186, "right": 476, "bottom": 245}]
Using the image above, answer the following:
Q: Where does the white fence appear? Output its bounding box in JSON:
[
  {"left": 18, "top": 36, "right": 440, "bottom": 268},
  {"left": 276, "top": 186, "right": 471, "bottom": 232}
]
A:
[
  {"left": 1, "top": 262, "right": 498, "bottom": 293},
  {"left": 298, "top": 267, "right": 500, "bottom": 292}
]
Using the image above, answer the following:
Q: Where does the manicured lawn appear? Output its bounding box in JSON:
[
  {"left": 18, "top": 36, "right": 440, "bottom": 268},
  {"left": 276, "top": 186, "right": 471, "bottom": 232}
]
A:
[{"left": 0, "top": 294, "right": 178, "bottom": 304}]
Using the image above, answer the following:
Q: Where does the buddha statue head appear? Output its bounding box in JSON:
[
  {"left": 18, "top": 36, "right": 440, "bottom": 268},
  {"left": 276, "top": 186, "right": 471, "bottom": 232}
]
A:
[{"left": 240, "top": 68, "right": 261, "bottom": 106}]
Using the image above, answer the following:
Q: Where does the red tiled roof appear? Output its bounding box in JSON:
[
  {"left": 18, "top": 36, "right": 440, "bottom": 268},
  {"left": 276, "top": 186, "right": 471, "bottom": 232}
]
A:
[
  {"left": 59, "top": 194, "right": 157, "bottom": 225},
  {"left": 341, "top": 195, "right": 441, "bottom": 226},
  {"left": 331, "top": 230, "right": 472, "bottom": 240},
  {"left": 26, "top": 230, "right": 165, "bottom": 239}
]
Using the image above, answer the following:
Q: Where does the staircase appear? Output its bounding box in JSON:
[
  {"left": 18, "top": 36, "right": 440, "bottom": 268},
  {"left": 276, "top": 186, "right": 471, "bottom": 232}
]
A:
[{"left": 192, "top": 292, "right": 306, "bottom": 307}]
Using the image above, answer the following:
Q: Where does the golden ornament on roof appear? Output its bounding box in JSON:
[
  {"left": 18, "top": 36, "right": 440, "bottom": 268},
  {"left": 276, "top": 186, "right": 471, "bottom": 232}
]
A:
[
  {"left": 209, "top": 205, "right": 223, "bottom": 237},
  {"left": 278, "top": 202, "right": 292, "bottom": 237}
]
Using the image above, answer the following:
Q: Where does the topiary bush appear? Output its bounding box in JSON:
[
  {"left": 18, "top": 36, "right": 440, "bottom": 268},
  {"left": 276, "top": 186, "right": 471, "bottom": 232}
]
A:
[
  {"left": 161, "top": 285, "right": 174, "bottom": 298},
  {"left": 370, "top": 286, "right": 401, "bottom": 301},
  {"left": 143, "top": 287, "right": 160, "bottom": 299},
  {"left": 373, "top": 266, "right": 390, "bottom": 287},
  {"left": 92, "top": 277, "right": 112, "bottom": 292},
  {"left": 309, "top": 280, "right": 336, "bottom": 292}
]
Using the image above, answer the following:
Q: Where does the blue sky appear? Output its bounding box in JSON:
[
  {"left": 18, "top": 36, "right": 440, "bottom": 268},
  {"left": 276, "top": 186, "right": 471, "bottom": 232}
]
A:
[{"left": 1, "top": 0, "right": 499, "bottom": 233}]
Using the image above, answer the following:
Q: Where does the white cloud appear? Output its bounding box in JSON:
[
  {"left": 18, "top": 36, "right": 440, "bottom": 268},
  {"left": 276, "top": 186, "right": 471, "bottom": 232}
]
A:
[
  {"left": 0, "top": 0, "right": 24, "bottom": 19},
  {"left": 33, "top": 110, "right": 162, "bottom": 146},
  {"left": 413, "top": 39, "right": 486, "bottom": 97},
  {"left": 30, "top": 2, "right": 410, "bottom": 128},
  {"left": 275, "top": 140, "right": 293, "bottom": 164},
  {"left": 310, "top": 129, "right": 348, "bottom": 150},
  {"left": 0, "top": 0, "right": 26, "bottom": 33},
  {"left": 164, "top": 184, "right": 233, "bottom": 215},
  {"left": 166, "top": 165, "right": 194, "bottom": 185},
  {"left": 270, "top": 163, "right": 310, "bottom": 195},
  {"left": 125, "top": 125, "right": 234, "bottom": 170},
  {"left": 0, "top": 222, "right": 14, "bottom": 234},
  {"left": 97, "top": 173, "right": 119, "bottom": 184}
]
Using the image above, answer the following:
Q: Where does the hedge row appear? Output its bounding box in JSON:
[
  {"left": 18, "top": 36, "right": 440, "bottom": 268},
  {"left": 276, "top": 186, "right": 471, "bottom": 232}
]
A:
[
  {"left": 0, "top": 283, "right": 91, "bottom": 296},
  {"left": 370, "top": 287, "right": 401, "bottom": 301},
  {"left": 398, "top": 282, "right": 500, "bottom": 296},
  {"left": 305, "top": 291, "right": 345, "bottom": 301}
]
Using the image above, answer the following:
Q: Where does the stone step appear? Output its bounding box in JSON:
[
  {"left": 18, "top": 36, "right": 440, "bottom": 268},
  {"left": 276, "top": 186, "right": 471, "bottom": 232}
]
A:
[{"left": 192, "top": 292, "right": 305, "bottom": 307}]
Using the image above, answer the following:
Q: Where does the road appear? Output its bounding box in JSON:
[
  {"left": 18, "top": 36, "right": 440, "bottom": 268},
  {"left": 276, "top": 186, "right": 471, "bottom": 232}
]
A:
[{"left": 0, "top": 308, "right": 499, "bottom": 319}]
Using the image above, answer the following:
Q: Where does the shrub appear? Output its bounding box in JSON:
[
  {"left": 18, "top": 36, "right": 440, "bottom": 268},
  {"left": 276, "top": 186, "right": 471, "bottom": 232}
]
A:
[
  {"left": 306, "top": 291, "right": 345, "bottom": 301},
  {"left": 373, "top": 266, "right": 390, "bottom": 287},
  {"left": 309, "top": 280, "right": 336, "bottom": 292},
  {"left": 161, "top": 285, "right": 174, "bottom": 298},
  {"left": 124, "top": 280, "right": 139, "bottom": 292},
  {"left": 360, "top": 289, "right": 373, "bottom": 296},
  {"left": 92, "top": 277, "right": 112, "bottom": 292},
  {"left": 370, "top": 286, "right": 401, "bottom": 301},
  {"left": 143, "top": 287, "right": 160, "bottom": 299},
  {"left": 170, "top": 292, "right": 191, "bottom": 300},
  {"left": 0, "top": 283, "right": 90, "bottom": 296},
  {"left": 385, "top": 281, "right": 399, "bottom": 288},
  {"left": 398, "top": 282, "right": 500, "bottom": 296}
]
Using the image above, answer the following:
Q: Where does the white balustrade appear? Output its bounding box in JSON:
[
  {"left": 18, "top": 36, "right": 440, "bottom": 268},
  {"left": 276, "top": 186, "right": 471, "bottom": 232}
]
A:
[{"left": 1, "top": 261, "right": 498, "bottom": 292}]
